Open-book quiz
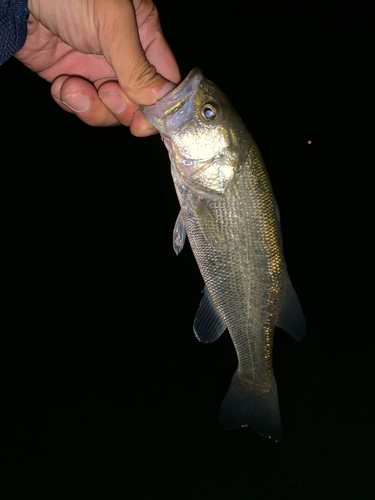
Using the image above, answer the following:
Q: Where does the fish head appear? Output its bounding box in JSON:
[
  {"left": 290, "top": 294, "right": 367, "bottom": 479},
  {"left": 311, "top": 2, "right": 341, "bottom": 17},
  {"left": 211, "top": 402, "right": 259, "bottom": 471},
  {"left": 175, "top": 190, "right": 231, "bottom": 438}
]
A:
[{"left": 142, "top": 68, "right": 244, "bottom": 198}]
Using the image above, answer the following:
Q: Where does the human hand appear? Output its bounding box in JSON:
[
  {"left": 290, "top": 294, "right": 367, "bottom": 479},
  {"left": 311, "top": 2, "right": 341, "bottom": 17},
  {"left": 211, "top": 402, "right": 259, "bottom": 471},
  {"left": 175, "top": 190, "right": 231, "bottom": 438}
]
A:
[{"left": 15, "top": 0, "right": 180, "bottom": 136}]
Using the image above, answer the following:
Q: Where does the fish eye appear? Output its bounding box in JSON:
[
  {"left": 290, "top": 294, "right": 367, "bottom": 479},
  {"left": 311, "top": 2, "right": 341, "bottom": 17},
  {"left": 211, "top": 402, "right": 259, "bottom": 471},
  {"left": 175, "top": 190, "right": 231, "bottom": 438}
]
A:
[{"left": 201, "top": 102, "right": 219, "bottom": 122}]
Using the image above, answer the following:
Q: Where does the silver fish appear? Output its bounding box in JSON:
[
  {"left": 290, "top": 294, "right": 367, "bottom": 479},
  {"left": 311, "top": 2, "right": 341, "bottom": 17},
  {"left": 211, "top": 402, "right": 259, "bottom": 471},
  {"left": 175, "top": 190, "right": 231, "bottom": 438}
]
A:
[{"left": 142, "top": 68, "right": 306, "bottom": 441}]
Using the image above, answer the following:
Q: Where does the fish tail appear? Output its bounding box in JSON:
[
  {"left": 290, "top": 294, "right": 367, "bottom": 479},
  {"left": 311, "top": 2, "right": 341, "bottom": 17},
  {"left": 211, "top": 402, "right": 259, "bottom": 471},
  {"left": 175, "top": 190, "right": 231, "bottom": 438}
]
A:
[{"left": 219, "top": 369, "right": 282, "bottom": 441}]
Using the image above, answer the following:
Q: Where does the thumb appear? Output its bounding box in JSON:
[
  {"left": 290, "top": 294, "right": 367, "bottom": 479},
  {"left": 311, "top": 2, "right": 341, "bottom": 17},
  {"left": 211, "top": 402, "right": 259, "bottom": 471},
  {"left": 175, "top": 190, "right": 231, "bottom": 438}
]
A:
[{"left": 100, "top": 0, "right": 178, "bottom": 106}]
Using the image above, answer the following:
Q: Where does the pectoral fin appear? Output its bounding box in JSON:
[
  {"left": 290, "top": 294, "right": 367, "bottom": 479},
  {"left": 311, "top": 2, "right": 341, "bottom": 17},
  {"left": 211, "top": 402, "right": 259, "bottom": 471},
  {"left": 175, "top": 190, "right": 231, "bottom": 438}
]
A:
[
  {"left": 194, "top": 203, "right": 224, "bottom": 247},
  {"left": 172, "top": 210, "right": 186, "bottom": 255},
  {"left": 193, "top": 287, "right": 227, "bottom": 343},
  {"left": 277, "top": 274, "right": 306, "bottom": 342}
]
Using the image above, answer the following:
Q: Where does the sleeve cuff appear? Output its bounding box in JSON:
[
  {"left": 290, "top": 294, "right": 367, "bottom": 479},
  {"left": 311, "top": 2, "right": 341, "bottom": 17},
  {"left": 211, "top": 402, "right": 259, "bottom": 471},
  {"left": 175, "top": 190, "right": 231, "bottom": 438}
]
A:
[{"left": 0, "top": 0, "right": 30, "bottom": 65}]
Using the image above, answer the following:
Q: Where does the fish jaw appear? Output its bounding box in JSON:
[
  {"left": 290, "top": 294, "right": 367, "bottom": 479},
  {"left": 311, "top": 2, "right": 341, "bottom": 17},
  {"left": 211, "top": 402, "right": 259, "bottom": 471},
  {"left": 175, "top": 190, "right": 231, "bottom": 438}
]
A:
[
  {"left": 141, "top": 68, "right": 203, "bottom": 136},
  {"left": 142, "top": 69, "right": 240, "bottom": 198}
]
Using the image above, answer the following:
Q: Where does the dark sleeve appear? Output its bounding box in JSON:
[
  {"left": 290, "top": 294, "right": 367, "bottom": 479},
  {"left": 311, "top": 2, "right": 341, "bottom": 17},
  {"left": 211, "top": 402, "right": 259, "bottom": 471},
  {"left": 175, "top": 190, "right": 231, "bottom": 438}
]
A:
[{"left": 0, "top": 0, "right": 29, "bottom": 66}]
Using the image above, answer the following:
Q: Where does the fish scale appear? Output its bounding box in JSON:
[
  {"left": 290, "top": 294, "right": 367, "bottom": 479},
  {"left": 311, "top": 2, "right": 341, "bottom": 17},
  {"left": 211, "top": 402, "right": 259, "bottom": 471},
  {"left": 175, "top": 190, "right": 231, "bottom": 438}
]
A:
[
  {"left": 143, "top": 68, "right": 306, "bottom": 441},
  {"left": 188, "top": 164, "right": 280, "bottom": 377}
]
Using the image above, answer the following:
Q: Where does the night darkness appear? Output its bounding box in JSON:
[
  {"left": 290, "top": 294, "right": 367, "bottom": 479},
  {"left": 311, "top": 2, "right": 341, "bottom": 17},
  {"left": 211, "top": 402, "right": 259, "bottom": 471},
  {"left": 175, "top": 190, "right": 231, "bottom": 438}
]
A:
[{"left": 1, "top": 1, "right": 373, "bottom": 498}]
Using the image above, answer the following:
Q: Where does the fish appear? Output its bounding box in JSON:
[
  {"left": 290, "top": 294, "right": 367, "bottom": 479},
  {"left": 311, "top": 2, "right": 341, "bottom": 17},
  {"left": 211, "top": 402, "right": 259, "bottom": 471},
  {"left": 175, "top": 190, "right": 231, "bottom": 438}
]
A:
[{"left": 142, "top": 68, "right": 306, "bottom": 441}]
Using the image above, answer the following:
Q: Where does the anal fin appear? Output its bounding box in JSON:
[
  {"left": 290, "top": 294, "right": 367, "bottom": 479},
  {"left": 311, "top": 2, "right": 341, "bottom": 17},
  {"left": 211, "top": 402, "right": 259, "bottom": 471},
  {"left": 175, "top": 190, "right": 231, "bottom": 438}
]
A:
[{"left": 193, "top": 287, "right": 226, "bottom": 343}]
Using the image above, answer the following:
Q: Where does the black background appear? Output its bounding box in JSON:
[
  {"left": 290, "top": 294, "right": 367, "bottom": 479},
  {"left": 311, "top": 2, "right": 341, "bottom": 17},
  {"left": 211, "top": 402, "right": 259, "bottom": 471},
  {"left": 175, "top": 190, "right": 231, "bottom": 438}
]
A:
[{"left": 1, "top": 1, "right": 373, "bottom": 498}]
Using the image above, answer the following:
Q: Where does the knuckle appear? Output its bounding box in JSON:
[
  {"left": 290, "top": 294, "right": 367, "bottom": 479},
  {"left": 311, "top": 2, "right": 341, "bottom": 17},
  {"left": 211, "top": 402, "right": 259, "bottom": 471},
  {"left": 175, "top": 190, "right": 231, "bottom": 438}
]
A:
[
  {"left": 135, "top": 0, "right": 162, "bottom": 33},
  {"left": 129, "top": 59, "right": 157, "bottom": 92}
]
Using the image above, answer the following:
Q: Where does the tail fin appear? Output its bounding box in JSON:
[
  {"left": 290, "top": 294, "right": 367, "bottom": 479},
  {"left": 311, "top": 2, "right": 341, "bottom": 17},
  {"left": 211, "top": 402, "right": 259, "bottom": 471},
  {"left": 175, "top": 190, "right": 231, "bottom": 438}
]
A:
[{"left": 219, "top": 370, "right": 282, "bottom": 441}]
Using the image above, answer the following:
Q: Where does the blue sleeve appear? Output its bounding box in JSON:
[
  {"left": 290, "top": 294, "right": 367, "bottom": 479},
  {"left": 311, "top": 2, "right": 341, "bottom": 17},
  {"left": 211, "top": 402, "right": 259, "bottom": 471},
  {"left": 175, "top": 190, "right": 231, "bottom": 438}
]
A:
[{"left": 0, "top": 0, "right": 29, "bottom": 65}]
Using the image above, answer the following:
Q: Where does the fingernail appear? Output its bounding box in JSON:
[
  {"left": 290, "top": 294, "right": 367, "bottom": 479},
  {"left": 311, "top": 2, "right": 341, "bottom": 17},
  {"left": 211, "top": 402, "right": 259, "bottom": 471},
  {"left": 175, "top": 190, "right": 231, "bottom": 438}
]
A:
[
  {"left": 62, "top": 91, "right": 90, "bottom": 113},
  {"left": 99, "top": 92, "right": 126, "bottom": 115},
  {"left": 157, "top": 82, "right": 177, "bottom": 100},
  {"left": 52, "top": 95, "right": 63, "bottom": 104}
]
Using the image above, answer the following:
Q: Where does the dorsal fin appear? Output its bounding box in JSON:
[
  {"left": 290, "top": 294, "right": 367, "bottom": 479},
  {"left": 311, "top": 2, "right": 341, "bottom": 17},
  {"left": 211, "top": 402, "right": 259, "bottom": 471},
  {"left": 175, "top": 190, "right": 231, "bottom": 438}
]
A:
[{"left": 277, "top": 274, "right": 306, "bottom": 342}]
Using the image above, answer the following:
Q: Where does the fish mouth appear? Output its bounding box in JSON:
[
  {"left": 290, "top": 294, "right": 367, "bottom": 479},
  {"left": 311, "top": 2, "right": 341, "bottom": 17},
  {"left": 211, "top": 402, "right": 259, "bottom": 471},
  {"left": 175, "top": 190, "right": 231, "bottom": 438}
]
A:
[{"left": 142, "top": 68, "right": 203, "bottom": 132}]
